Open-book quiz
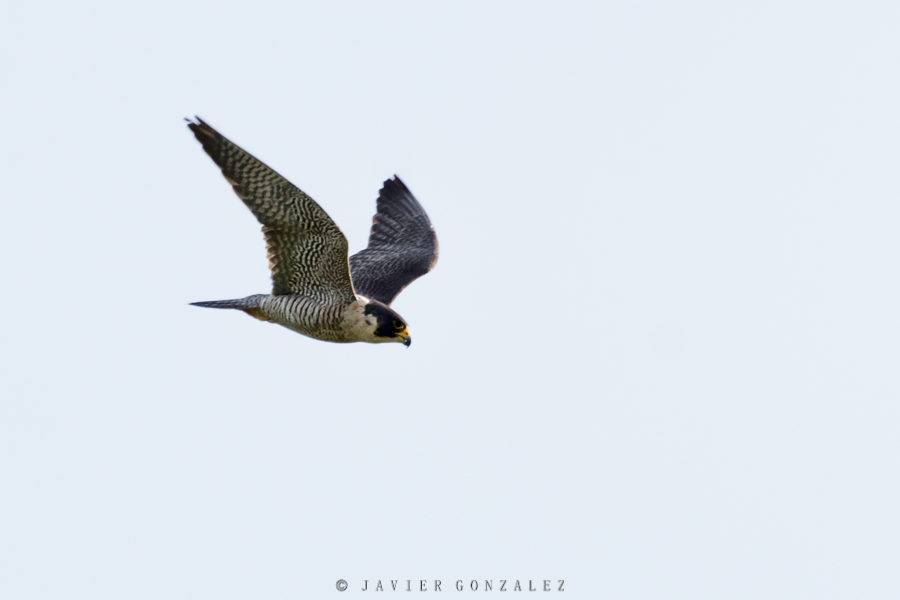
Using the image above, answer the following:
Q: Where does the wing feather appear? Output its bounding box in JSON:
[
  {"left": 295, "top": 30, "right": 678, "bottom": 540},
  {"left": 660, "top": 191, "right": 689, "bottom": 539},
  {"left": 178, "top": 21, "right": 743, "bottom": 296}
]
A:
[
  {"left": 349, "top": 177, "right": 438, "bottom": 305},
  {"left": 187, "top": 118, "right": 355, "bottom": 302}
]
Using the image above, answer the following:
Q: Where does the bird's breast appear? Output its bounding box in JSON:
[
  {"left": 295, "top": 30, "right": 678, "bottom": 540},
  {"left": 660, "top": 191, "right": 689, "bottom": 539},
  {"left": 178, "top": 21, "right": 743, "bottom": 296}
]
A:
[{"left": 259, "top": 295, "right": 354, "bottom": 342}]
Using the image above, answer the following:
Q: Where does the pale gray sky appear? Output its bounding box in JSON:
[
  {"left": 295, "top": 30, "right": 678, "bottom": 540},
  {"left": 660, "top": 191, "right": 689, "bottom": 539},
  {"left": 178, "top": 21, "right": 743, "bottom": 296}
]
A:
[{"left": 1, "top": 1, "right": 898, "bottom": 598}]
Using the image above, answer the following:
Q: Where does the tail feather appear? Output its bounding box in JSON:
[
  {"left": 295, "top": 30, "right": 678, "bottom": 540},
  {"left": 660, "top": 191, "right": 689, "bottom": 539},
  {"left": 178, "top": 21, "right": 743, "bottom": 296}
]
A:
[
  {"left": 190, "top": 298, "right": 255, "bottom": 310},
  {"left": 190, "top": 295, "right": 268, "bottom": 320}
]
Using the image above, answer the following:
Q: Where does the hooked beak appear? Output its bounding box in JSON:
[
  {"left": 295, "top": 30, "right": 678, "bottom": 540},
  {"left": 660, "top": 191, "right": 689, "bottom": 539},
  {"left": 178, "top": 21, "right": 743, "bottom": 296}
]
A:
[{"left": 402, "top": 336, "right": 411, "bottom": 348}]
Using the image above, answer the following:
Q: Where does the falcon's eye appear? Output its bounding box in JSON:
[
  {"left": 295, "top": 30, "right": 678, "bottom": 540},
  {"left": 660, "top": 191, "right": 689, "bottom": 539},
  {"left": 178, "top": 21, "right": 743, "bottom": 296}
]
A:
[{"left": 393, "top": 319, "right": 405, "bottom": 330}]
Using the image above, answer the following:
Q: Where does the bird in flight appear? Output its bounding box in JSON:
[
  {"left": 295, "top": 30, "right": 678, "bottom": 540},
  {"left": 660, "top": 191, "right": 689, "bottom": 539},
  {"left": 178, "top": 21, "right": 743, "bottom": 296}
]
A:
[{"left": 186, "top": 118, "right": 438, "bottom": 347}]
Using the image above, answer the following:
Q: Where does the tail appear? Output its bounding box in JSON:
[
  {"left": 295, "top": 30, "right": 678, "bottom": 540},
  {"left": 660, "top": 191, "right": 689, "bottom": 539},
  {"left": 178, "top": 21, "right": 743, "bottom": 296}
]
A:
[{"left": 190, "top": 295, "right": 268, "bottom": 320}]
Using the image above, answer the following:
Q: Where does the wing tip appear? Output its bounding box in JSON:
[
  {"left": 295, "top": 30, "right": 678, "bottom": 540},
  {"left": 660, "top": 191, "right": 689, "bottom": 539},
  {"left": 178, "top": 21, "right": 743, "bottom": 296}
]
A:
[
  {"left": 185, "top": 116, "right": 217, "bottom": 142},
  {"left": 377, "top": 175, "right": 426, "bottom": 219},
  {"left": 384, "top": 174, "right": 410, "bottom": 194}
]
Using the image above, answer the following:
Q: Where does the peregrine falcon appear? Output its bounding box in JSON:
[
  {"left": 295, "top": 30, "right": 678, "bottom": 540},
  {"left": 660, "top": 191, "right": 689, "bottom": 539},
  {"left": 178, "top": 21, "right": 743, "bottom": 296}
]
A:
[{"left": 186, "top": 118, "right": 438, "bottom": 347}]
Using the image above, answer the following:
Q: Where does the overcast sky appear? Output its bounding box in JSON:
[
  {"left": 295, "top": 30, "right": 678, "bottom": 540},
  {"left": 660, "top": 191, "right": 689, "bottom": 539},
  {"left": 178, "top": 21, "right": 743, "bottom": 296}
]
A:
[{"left": 1, "top": 1, "right": 898, "bottom": 598}]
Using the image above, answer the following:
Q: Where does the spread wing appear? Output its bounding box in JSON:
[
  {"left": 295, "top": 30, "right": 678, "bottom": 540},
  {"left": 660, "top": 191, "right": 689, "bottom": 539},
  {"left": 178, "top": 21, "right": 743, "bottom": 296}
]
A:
[
  {"left": 349, "top": 177, "right": 438, "bottom": 305},
  {"left": 187, "top": 118, "right": 355, "bottom": 302}
]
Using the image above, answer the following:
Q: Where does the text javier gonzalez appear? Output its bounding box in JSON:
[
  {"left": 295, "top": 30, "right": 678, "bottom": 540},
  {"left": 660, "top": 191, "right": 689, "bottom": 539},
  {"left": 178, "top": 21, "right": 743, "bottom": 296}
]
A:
[{"left": 340, "top": 580, "right": 565, "bottom": 592}]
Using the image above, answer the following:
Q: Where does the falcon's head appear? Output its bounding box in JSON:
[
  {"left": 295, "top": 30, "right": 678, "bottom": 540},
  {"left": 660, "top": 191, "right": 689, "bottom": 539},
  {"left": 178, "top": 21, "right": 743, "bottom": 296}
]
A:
[{"left": 362, "top": 301, "right": 412, "bottom": 347}]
